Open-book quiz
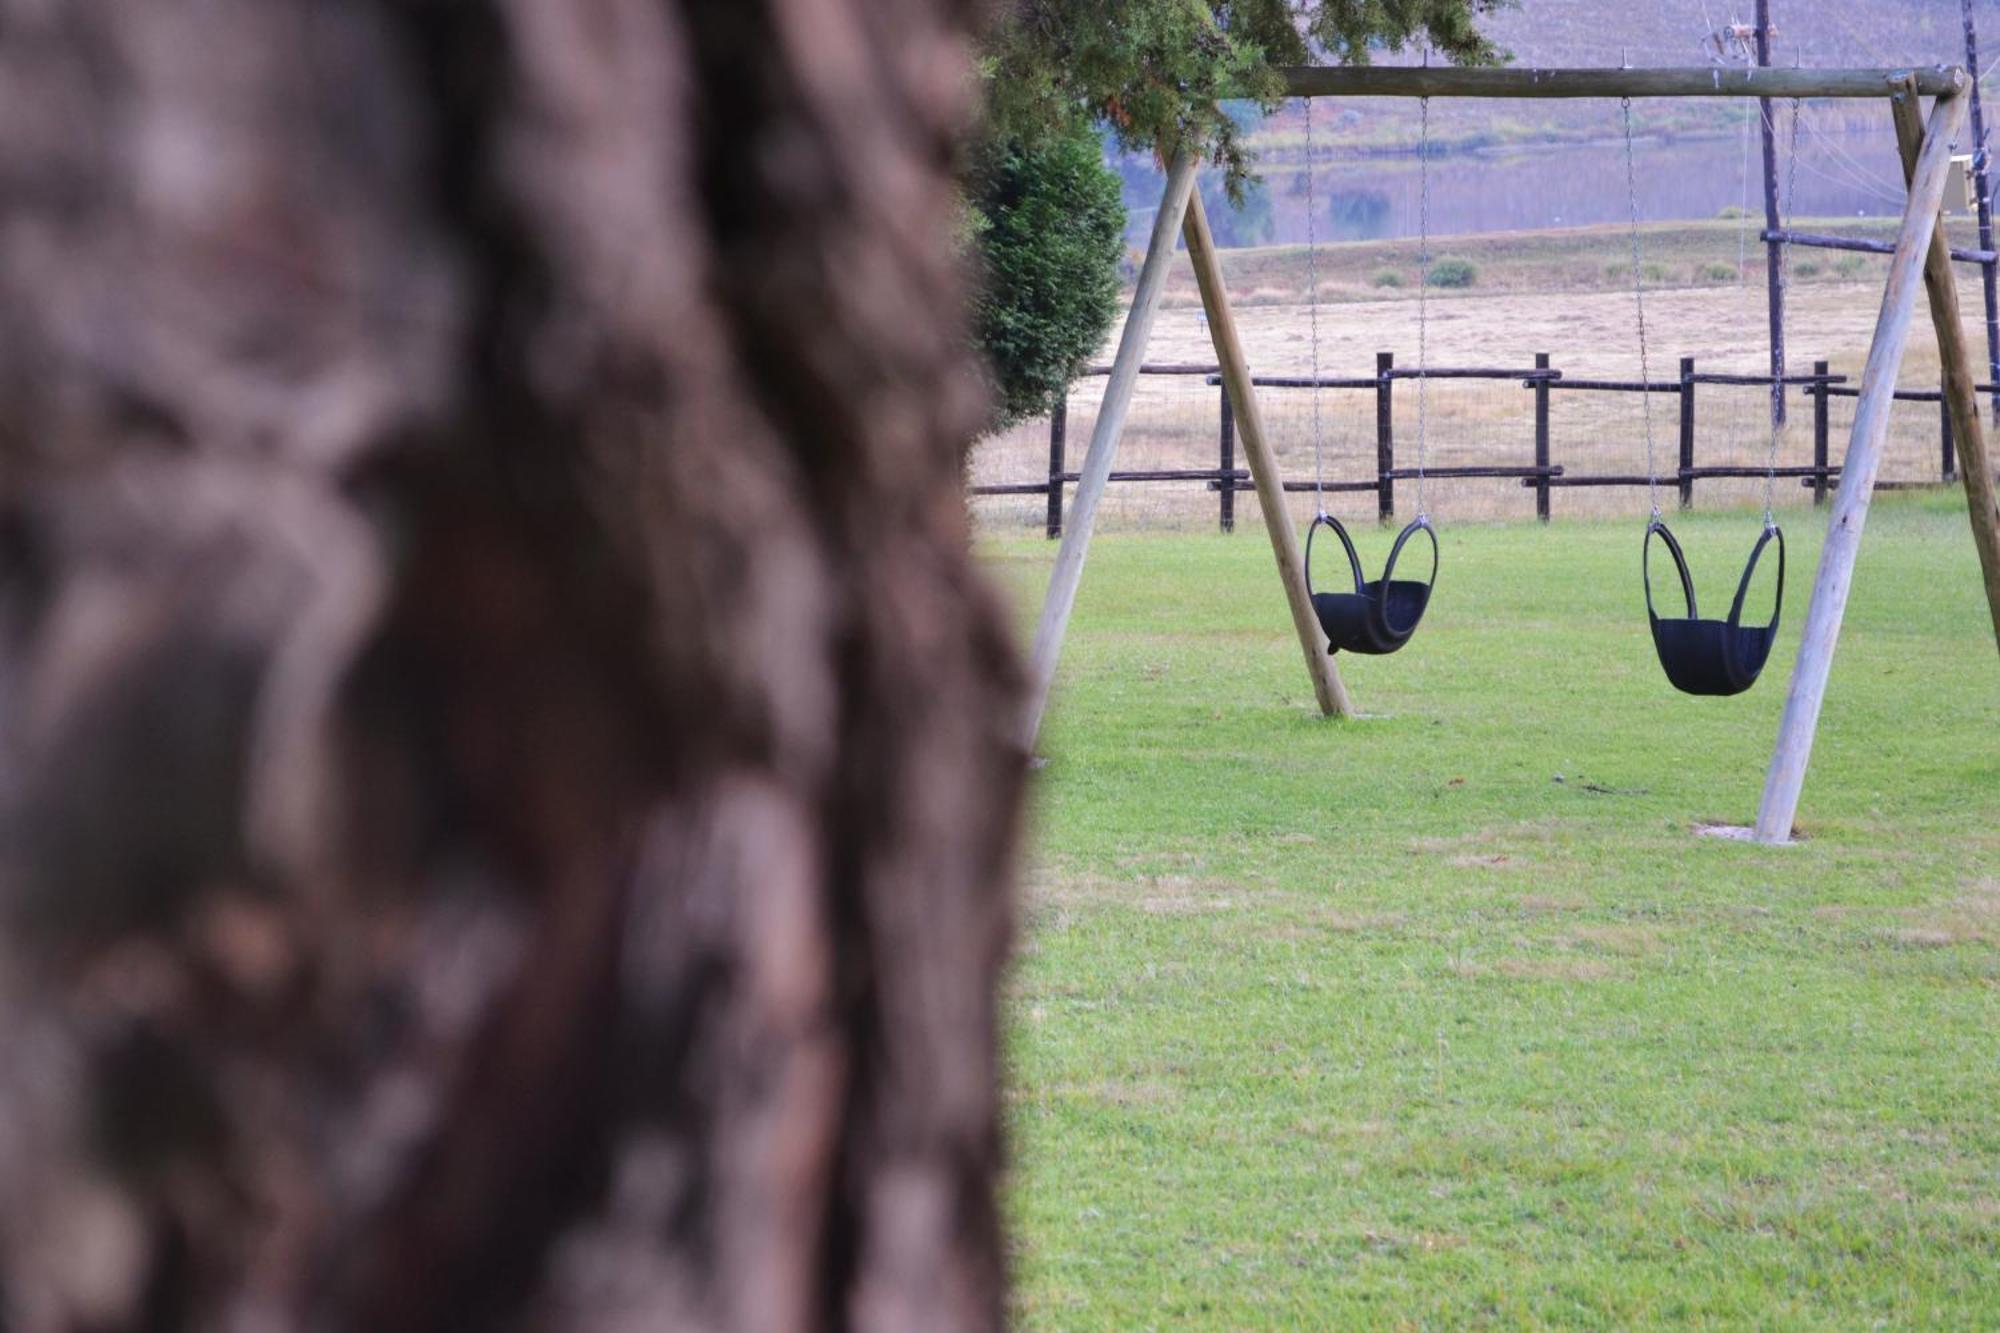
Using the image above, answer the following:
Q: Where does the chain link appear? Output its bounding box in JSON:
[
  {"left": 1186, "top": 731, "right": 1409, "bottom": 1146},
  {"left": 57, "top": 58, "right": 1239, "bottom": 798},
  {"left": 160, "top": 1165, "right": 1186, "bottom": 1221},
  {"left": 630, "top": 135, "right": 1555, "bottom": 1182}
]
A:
[
  {"left": 1304, "top": 96, "right": 1326, "bottom": 517},
  {"left": 1414, "top": 94, "right": 1432, "bottom": 522},
  {"left": 1621, "top": 95, "right": 1662, "bottom": 521},
  {"left": 1763, "top": 96, "right": 1803, "bottom": 527}
]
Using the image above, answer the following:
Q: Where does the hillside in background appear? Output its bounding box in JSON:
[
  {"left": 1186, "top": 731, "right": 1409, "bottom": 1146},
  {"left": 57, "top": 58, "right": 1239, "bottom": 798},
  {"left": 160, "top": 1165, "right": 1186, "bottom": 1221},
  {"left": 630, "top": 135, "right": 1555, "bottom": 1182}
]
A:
[
  {"left": 1483, "top": 0, "right": 1961, "bottom": 69},
  {"left": 1249, "top": 0, "right": 1983, "bottom": 153},
  {"left": 1112, "top": 1, "right": 1994, "bottom": 250}
]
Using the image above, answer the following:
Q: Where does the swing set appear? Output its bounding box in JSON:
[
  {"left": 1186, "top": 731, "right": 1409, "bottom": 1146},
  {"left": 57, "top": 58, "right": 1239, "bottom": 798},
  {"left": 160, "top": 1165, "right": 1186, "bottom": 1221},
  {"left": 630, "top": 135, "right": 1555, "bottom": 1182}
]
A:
[{"left": 1018, "top": 63, "right": 2000, "bottom": 844}]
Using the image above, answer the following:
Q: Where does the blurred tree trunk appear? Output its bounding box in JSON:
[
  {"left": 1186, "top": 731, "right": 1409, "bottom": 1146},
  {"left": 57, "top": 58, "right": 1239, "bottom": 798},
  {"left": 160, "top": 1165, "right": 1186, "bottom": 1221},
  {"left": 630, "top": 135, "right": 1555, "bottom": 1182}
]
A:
[{"left": 0, "top": 0, "right": 1022, "bottom": 1329}]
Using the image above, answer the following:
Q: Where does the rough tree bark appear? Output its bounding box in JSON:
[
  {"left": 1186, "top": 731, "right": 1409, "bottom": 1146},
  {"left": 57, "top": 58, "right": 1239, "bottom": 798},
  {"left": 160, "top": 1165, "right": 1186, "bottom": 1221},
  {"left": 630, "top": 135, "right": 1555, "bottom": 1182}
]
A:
[{"left": 0, "top": 0, "right": 1023, "bottom": 1329}]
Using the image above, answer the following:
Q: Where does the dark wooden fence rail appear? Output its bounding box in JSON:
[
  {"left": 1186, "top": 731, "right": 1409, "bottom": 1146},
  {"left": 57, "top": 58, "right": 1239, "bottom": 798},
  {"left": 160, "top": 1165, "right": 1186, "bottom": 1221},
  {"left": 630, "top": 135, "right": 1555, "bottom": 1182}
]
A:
[{"left": 971, "top": 353, "right": 1998, "bottom": 537}]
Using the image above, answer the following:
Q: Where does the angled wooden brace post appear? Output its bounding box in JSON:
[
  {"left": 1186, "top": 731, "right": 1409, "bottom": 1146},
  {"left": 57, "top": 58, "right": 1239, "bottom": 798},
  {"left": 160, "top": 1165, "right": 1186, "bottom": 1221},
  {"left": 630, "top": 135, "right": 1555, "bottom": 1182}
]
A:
[
  {"left": 1755, "top": 77, "right": 1971, "bottom": 843},
  {"left": 1019, "top": 150, "right": 1198, "bottom": 748},
  {"left": 1887, "top": 75, "right": 2000, "bottom": 654},
  {"left": 1182, "top": 189, "right": 1352, "bottom": 720},
  {"left": 1019, "top": 151, "right": 1350, "bottom": 749}
]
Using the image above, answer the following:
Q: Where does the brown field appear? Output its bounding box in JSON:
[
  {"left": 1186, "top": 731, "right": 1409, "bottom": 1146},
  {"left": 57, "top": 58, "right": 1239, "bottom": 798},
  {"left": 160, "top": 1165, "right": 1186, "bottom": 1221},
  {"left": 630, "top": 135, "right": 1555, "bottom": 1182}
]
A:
[{"left": 969, "top": 220, "right": 1984, "bottom": 533}]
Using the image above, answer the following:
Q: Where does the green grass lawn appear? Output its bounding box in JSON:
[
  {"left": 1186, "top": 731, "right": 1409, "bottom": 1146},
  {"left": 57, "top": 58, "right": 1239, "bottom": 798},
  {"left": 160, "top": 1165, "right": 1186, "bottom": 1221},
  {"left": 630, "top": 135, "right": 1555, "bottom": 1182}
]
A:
[{"left": 984, "top": 494, "right": 2000, "bottom": 1329}]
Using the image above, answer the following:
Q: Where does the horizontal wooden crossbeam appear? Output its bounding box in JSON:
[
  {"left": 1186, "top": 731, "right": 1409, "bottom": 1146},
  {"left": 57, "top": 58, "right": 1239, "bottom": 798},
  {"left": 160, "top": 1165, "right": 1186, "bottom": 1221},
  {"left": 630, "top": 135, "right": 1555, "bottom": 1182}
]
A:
[
  {"left": 1277, "top": 65, "right": 1965, "bottom": 100},
  {"left": 1763, "top": 226, "right": 1999, "bottom": 266}
]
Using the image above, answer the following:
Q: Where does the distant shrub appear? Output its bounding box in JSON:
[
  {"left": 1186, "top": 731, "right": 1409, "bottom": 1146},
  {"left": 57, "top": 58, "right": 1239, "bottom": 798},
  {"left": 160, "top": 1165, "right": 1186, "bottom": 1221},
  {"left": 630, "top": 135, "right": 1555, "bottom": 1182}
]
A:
[
  {"left": 1795, "top": 260, "right": 1823, "bottom": 278},
  {"left": 1834, "top": 255, "right": 1868, "bottom": 277},
  {"left": 1372, "top": 268, "right": 1405, "bottom": 288},
  {"left": 1426, "top": 257, "right": 1478, "bottom": 288},
  {"left": 1696, "top": 262, "right": 1737, "bottom": 282},
  {"left": 1606, "top": 260, "right": 1670, "bottom": 284},
  {"left": 1717, "top": 205, "right": 1751, "bottom": 220}
]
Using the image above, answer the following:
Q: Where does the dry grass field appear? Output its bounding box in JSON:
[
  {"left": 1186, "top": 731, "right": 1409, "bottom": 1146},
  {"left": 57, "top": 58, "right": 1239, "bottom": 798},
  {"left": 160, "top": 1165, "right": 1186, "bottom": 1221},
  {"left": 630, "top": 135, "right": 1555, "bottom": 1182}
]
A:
[{"left": 970, "top": 219, "right": 1987, "bottom": 533}]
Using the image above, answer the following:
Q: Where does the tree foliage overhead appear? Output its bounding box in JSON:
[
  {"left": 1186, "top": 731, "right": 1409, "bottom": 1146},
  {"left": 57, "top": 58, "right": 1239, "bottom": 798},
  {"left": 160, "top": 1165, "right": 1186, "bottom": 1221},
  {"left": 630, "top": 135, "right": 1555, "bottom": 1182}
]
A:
[
  {"left": 963, "top": 0, "right": 1509, "bottom": 433},
  {"left": 967, "top": 123, "right": 1127, "bottom": 430},
  {"left": 982, "top": 1, "right": 1512, "bottom": 193}
]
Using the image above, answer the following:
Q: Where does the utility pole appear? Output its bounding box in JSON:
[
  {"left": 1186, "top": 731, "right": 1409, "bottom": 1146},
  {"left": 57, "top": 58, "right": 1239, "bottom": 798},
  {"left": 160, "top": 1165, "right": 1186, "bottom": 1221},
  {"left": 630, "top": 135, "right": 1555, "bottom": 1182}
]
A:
[
  {"left": 1963, "top": 0, "right": 2000, "bottom": 419},
  {"left": 1756, "top": 0, "right": 1787, "bottom": 424}
]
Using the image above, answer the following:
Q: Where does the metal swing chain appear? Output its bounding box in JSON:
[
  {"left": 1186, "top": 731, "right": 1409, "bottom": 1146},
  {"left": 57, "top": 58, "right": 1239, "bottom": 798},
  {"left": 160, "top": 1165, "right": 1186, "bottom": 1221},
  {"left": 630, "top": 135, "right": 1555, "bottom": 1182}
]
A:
[
  {"left": 1762, "top": 96, "right": 1804, "bottom": 527},
  {"left": 1414, "top": 93, "right": 1432, "bottom": 523},
  {"left": 1304, "top": 96, "right": 1326, "bottom": 517},
  {"left": 1621, "top": 95, "right": 1662, "bottom": 521}
]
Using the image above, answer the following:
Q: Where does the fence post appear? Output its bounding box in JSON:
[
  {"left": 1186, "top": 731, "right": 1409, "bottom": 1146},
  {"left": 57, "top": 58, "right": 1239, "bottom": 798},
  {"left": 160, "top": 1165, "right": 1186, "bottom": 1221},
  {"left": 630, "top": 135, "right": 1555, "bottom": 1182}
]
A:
[
  {"left": 1218, "top": 381, "right": 1236, "bottom": 533},
  {"left": 1045, "top": 393, "right": 1067, "bottom": 539},
  {"left": 1678, "top": 355, "right": 1697, "bottom": 510},
  {"left": 1812, "top": 359, "right": 1831, "bottom": 505},
  {"left": 1533, "top": 351, "right": 1552, "bottom": 522},
  {"left": 1376, "top": 350, "right": 1395, "bottom": 522},
  {"left": 1942, "top": 389, "right": 1958, "bottom": 480}
]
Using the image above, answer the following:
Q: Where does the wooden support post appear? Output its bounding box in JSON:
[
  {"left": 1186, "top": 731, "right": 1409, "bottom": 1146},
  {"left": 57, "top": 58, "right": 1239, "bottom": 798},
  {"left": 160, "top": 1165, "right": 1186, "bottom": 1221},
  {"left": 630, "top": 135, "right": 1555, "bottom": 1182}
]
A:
[
  {"left": 1678, "top": 355, "right": 1697, "bottom": 509},
  {"left": 1218, "top": 384, "right": 1237, "bottom": 533},
  {"left": 1533, "top": 351, "right": 1552, "bottom": 522},
  {"left": 1756, "top": 85, "right": 1971, "bottom": 843},
  {"left": 1376, "top": 352, "right": 1396, "bottom": 522},
  {"left": 1890, "top": 78, "right": 2000, "bottom": 651},
  {"left": 1755, "top": 0, "right": 1788, "bottom": 425},
  {"left": 1182, "top": 189, "right": 1352, "bottom": 717},
  {"left": 1943, "top": 392, "right": 1957, "bottom": 480},
  {"left": 1962, "top": 0, "right": 2000, "bottom": 418},
  {"left": 1812, "top": 359, "right": 1831, "bottom": 505},
  {"left": 1020, "top": 150, "right": 1200, "bottom": 747},
  {"left": 1045, "top": 394, "right": 1067, "bottom": 539}
]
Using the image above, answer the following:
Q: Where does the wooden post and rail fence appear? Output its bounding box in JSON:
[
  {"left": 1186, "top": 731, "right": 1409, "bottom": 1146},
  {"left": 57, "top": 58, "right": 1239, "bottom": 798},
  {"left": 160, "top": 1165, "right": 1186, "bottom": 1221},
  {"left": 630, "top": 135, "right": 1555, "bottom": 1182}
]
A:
[{"left": 974, "top": 355, "right": 2000, "bottom": 537}]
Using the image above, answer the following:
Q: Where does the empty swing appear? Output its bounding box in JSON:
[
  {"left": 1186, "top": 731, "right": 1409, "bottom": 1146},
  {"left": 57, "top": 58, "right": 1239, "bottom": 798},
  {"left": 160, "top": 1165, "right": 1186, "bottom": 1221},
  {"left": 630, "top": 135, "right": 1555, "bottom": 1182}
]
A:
[
  {"left": 1301, "top": 94, "right": 1438, "bottom": 657},
  {"left": 1619, "top": 95, "right": 1790, "bottom": 697}
]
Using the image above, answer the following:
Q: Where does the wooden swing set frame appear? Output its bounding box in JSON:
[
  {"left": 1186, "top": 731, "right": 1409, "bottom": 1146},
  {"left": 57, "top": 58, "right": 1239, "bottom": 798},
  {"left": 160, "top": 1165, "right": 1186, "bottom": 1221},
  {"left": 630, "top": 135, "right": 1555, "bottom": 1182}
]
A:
[{"left": 1020, "top": 65, "right": 2000, "bottom": 845}]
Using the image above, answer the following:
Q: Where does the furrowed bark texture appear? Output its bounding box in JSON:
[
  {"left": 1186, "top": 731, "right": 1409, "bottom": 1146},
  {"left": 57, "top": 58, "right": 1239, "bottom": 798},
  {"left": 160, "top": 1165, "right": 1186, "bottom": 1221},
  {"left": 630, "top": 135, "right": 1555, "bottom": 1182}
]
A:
[{"left": 0, "top": 1, "right": 1023, "bottom": 1329}]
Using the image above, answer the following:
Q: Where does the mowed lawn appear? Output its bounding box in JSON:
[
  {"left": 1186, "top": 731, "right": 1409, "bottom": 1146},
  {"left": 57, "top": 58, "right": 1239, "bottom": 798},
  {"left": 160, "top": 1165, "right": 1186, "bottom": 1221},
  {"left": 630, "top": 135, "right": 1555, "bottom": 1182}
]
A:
[{"left": 983, "top": 495, "right": 2000, "bottom": 1329}]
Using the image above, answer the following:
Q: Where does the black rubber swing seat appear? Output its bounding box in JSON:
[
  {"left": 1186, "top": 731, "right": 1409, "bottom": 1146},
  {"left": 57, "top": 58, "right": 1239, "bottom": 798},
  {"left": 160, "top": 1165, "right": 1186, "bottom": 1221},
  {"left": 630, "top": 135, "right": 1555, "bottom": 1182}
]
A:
[
  {"left": 1643, "top": 518, "right": 1785, "bottom": 696},
  {"left": 1305, "top": 513, "right": 1438, "bottom": 655}
]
